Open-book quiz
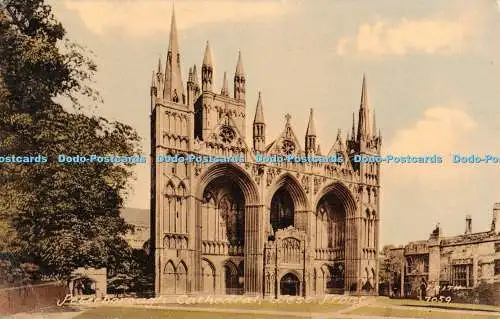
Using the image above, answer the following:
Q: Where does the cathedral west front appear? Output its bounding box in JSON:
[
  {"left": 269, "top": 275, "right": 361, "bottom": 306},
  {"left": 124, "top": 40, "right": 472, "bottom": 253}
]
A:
[{"left": 150, "top": 9, "right": 382, "bottom": 298}]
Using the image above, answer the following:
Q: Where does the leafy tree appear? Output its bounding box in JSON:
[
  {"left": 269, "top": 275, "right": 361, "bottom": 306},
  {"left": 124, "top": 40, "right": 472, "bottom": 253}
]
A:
[
  {"left": 0, "top": 0, "right": 141, "bottom": 281},
  {"left": 108, "top": 248, "right": 154, "bottom": 297},
  {"left": 379, "top": 245, "right": 405, "bottom": 297}
]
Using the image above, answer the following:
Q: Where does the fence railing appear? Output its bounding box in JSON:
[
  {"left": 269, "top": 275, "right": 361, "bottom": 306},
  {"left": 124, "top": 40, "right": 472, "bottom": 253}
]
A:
[{"left": 0, "top": 281, "right": 68, "bottom": 315}]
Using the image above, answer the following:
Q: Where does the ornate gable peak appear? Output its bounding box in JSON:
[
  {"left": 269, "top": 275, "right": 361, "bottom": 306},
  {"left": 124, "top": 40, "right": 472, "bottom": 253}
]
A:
[
  {"left": 328, "top": 129, "right": 346, "bottom": 156},
  {"left": 266, "top": 113, "right": 303, "bottom": 155}
]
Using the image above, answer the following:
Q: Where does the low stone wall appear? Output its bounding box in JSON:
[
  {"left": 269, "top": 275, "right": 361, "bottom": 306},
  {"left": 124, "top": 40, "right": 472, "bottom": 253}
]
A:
[{"left": 0, "top": 281, "right": 67, "bottom": 315}]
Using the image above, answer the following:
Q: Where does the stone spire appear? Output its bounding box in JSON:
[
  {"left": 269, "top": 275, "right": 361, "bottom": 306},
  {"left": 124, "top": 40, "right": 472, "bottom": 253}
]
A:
[
  {"left": 150, "top": 69, "right": 157, "bottom": 110},
  {"left": 235, "top": 50, "right": 244, "bottom": 76},
  {"left": 203, "top": 41, "right": 213, "bottom": 66},
  {"left": 151, "top": 69, "right": 157, "bottom": 91},
  {"left": 357, "top": 73, "right": 372, "bottom": 142},
  {"left": 192, "top": 64, "right": 199, "bottom": 85},
  {"left": 351, "top": 112, "right": 356, "bottom": 141},
  {"left": 202, "top": 41, "right": 213, "bottom": 92},
  {"left": 157, "top": 56, "right": 162, "bottom": 74},
  {"left": 254, "top": 91, "right": 265, "bottom": 124},
  {"left": 253, "top": 92, "right": 266, "bottom": 152},
  {"left": 163, "top": 6, "right": 184, "bottom": 103},
  {"left": 221, "top": 72, "right": 229, "bottom": 96},
  {"left": 305, "top": 108, "right": 317, "bottom": 155},
  {"left": 306, "top": 108, "right": 317, "bottom": 136},
  {"left": 234, "top": 50, "right": 246, "bottom": 101}
]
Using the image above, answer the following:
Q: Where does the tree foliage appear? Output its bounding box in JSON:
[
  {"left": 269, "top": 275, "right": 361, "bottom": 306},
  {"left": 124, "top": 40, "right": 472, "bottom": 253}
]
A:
[
  {"left": 0, "top": 0, "right": 141, "bottom": 281},
  {"left": 379, "top": 245, "right": 405, "bottom": 296}
]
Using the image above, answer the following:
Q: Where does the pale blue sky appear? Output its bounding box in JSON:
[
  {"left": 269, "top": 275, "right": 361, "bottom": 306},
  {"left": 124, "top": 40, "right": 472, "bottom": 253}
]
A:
[{"left": 48, "top": 0, "right": 500, "bottom": 246}]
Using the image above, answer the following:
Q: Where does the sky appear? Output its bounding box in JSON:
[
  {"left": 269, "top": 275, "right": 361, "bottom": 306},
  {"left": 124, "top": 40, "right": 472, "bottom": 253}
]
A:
[{"left": 47, "top": 0, "right": 500, "bottom": 246}]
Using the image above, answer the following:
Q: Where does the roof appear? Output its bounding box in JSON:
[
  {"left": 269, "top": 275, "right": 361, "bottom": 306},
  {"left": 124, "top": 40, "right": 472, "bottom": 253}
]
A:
[{"left": 120, "top": 208, "right": 150, "bottom": 227}]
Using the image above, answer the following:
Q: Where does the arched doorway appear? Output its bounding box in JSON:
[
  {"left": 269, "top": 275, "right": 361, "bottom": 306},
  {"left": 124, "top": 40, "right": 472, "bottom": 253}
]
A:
[
  {"left": 71, "top": 277, "right": 95, "bottom": 295},
  {"left": 280, "top": 273, "right": 300, "bottom": 296},
  {"left": 224, "top": 261, "right": 243, "bottom": 295},
  {"left": 201, "top": 259, "right": 216, "bottom": 294},
  {"left": 314, "top": 182, "right": 356, "bottom": 294},
  {"left": 196, "top": 164, "right": 260, "bottom": 295}
]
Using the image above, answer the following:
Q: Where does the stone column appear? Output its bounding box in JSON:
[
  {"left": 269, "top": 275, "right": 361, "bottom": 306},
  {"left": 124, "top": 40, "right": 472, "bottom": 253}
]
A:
[
  {"left": 428, "top": 243, "right": 441, "bottom": 295},
  {"left": 193, "top": 198, "right": 202, "bottom": 293},
  {"left": 344, "top": 216, "right": 360, "bottom": 294},
  {"left": 244, "top": 204, "right": 264, "bottom": 295}
]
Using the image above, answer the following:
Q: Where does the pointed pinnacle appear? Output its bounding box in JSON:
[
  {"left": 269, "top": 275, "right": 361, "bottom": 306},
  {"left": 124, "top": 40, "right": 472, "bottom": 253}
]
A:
[
  {"left": 351, "top": 112, "right": 356, "bottom": 138},
  {"left": 221, "top": 72, "right": 229, "bottom": 96},
  {"left": 203, "top": 41, "right": 213, "bottom": 66},
  {"left": 192, "top": 64, "right": 198, "bottom": 84},
  {"left": 157, "top": 57, "right": 162, "bottom": 73},
  {"left": 235, "top": 50, "right": 244, "bottom": 76},
  {"left": 168, "top": 5, "right": 179, "bottom": 53},
  {"left": 254, "top": 91, "right": 265, "bottom": 124},
  {"left": 360, "top": 73, "right": 368, "bottom": 108},
  {"left": 306, "top": 108, "right": 316, "bottom": 136},
  {"left": 373, "top": 109, "right": 377, "bottom": 135}
]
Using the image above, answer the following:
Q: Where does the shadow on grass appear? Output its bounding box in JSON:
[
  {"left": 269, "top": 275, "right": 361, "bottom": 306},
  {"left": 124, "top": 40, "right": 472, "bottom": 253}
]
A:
[{"left": 401, "top": 304, "right": 500, "bottom": 313}]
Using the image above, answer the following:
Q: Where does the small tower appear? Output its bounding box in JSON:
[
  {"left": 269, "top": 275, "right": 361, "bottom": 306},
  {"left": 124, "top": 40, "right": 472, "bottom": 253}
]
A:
[
  {"left": 305, "top": 108, "right": 317, "bottom": 155},
  {"left": 253, "top": 92, "right": 265, "bottom": 152},
  {"left": 202, "top": 41, "right": 213, "bottom": 92},
  {"left": 234, "top": 51, "right": 245, "bottom": 101}
]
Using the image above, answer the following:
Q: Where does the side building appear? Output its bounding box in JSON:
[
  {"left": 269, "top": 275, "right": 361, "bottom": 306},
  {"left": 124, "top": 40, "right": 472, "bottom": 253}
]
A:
[{"left": 391, "top": 203, "right": 500, "bottom": 298}]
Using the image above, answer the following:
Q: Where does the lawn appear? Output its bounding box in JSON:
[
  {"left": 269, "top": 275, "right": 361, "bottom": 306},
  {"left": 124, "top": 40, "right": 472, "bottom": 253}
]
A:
[
  {"left": 74, "top": 307, "right": 312, "bottom": 319},
  {"left": 153, "top": 299, "right": 350, "bottom": 313},
  {"left": 378, "top": 297, "right": 500, "bottom": 312},
  {"left": 348, "top": 306, "right": 500, "bottom": 319}
]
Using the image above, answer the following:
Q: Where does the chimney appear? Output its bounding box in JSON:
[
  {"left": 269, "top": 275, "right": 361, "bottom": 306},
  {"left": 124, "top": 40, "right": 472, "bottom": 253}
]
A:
[
  {"left": 492, "top": 203, "right": 500, "bottom": 233},
  {"left": 465, "top": 215, "right": 472, "bottom": 234}
]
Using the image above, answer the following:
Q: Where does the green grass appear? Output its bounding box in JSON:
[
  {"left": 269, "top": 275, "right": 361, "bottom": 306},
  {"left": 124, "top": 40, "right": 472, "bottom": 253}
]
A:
[
  {"left": 74, "top": 307, "right": 311, "bottom": 319},
  {"left": 179, "top": 300, "right": 349, "bottom": 313},
  {"left": 377, "top": 297, "right": 500, "bottom": 312},
  {"left": 348, "top": 306, "right": 500, "bottom": 319}
]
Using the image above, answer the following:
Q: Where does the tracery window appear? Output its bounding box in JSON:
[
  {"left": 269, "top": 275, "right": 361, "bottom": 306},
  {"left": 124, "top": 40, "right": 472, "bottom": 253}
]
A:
[
  {"left": 219, "top": 126, "right": 235, "bottom": 143},
  {"left": 281, "top": 140, "right": 296, "bottom": 155},
  {"left": 219, "top": 196, "right": 242, "bottom": 245},
  {"left": 270, "top": 188, "right": 294, "bottom": 231}
]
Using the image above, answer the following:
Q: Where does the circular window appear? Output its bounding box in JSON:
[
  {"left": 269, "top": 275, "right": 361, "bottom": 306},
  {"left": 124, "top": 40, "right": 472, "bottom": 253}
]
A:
[
  {"left": 281, "top": 140, "right": 295, "bottom": 155},
  {"left": 219, "top": 126, "right": 235, "bottom": 143}
]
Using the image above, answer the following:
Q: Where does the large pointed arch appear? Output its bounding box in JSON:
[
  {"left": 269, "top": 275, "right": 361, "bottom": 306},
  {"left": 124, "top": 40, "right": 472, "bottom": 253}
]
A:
[
  {"left": 314, "top": 181, "right": 357, "bottom": 216},
  {"left": 196, "top": 163, "right": 260, "bottom": 206},
  {"left": 267, "top": 173, "right": 309, "bottom": 212}
]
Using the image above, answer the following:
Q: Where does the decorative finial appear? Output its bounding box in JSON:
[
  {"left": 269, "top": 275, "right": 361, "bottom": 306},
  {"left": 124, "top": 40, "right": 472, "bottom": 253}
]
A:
[{"left": 285, "top": 113, "right": 292, "bottom": 123}]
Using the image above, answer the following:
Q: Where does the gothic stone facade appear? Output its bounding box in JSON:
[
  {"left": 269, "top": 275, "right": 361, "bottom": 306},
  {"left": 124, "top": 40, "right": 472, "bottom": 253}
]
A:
[
  {"left": 391, "top": 203, "right": 500, "bottom": 298},
  {"left": 150, "top": 10, "right": 382, "bottom": 298}
]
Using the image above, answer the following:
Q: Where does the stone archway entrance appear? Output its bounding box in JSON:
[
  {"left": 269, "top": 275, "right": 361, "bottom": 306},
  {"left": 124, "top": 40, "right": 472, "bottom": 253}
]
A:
[{"left": 280, "top": 273, "right": 300, "bottom": 296}]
